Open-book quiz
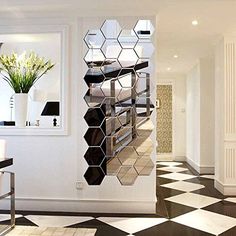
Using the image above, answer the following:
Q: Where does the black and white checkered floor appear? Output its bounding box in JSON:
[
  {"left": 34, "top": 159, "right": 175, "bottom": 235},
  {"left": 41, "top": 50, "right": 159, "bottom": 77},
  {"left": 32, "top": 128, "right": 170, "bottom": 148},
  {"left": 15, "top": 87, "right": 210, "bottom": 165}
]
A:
[{"left": 1, "top": 161, "right": 236, "bottom": 235}]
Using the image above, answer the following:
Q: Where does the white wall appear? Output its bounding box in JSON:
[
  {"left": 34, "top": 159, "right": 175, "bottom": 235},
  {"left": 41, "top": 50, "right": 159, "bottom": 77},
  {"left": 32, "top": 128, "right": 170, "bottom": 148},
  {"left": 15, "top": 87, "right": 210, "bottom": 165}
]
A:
[
  {"left": 157, "top": 73, "right": 186, "bottom": 160},
  {"left": 186, "top": 64, "right": 200, "bottom": 167},
  {"left": 0, "top": 16, "right": 157, "bottom": 213},
  {"left": 200, "top": 57, "right": 215, "bottom": 168},
  {"left": 186, "top": 57, "right": 215, "bottom": 174}
]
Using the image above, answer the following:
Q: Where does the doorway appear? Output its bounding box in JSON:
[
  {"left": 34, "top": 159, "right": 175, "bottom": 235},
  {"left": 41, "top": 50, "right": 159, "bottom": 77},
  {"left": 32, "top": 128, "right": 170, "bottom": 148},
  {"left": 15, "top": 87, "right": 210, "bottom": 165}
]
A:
[{"left": 156, "top": 84, "right": 173, "bottom": 161}]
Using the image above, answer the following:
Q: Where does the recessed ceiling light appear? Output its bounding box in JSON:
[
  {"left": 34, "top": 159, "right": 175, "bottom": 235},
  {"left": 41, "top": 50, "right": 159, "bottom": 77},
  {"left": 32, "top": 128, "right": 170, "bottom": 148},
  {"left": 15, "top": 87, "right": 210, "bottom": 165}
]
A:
[
  {"left": 192, "top": 20, "right": 198, "bottom": 26},
  {"left": 167, "top": 67, "right": 171, "bottom": 71},
  {"left": 173, "top": 55, "right": 178, "bottom": 58}
]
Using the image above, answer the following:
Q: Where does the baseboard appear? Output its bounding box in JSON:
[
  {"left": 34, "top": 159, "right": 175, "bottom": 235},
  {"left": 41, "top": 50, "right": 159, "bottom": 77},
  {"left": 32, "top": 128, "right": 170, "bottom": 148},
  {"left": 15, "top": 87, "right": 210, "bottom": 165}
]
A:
[
  {"left": 174, "top": 156, "right": 186, "bottom": 161},
  {"left": 2, "top": 197, "right": 157, "bottom": 214},
  {"left": 215, "top": 179, "right": 236, "bottom": 195},
  {"left": 157, "top": 153, "right": 173, "bottom": 161},
  {"left": 186, "top": 158, "right": 214, "bottom": 174}
]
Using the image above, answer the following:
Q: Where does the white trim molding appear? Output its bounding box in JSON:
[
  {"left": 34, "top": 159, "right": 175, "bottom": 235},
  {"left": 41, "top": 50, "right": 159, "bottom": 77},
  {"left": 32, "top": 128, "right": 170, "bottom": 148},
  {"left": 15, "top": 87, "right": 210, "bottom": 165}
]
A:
[
  {"left": 2, "top": 197, "right": 157, "bottom": 214},
  {"left": 0, "top": 23, "right": 70, "bottom": 136},
  {"left": 215, "top": 179, "right": 236, "bottom": 195},
  {"left": 186, "top": 158, "right": 214, "bottom": 174}
]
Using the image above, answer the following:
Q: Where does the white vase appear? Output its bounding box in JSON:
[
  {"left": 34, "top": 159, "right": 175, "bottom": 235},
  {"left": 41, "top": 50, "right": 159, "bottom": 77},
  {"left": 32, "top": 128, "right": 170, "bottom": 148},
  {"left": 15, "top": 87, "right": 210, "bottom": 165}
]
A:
[{"left": 14, "top": 93, "right": 28, "bottom": 127}]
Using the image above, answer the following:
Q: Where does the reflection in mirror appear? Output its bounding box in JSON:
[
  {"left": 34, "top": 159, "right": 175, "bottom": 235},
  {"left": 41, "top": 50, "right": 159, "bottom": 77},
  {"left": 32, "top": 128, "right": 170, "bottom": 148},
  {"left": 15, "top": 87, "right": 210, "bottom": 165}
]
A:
[
  {"left": 83, "top": 19, "right": 155, "bottom": 185},
  {"left": 84, "top": 29, "right": 105, "bottom": 49},
  {"left": 118, "top": 49, "right": 139, "bottom": 68},
  {"left": 84, "top": 49, "right": 105, "bottom": 68},
  {"left": 0, "top": 33, "right": 62, "bottom": 129},
  {"left": 101, "top": 20, "right": 121, "bottom": 39},
  {"left": 102, "top": 40, "right": 122, "bottom": 59},
  {"left": 118, "top": 30, "right": 138, "bottom": 49},
  {"left": 134, "top": 20, "right": 154, "bottom": 39}
]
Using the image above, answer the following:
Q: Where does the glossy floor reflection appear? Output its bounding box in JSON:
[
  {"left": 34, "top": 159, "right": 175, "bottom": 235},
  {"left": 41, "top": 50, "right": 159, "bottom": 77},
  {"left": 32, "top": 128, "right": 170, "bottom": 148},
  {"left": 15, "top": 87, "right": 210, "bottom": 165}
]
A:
[{"left": 1, "top": 161, "right": 236, "bottom": 236}]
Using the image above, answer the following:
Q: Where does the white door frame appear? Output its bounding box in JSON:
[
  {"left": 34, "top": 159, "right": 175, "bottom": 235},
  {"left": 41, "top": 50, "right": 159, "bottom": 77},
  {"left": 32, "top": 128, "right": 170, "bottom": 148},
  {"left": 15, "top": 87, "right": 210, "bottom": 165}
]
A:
[{"left": 156, "top": 79, "right": 176, "bottom": 161}]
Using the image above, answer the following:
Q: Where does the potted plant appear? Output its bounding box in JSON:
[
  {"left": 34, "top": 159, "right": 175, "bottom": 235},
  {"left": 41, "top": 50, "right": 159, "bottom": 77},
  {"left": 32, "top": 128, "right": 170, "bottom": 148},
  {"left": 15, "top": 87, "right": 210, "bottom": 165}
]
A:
[{"left": 0, "top": 52, "right": 54, "bottom": 127}]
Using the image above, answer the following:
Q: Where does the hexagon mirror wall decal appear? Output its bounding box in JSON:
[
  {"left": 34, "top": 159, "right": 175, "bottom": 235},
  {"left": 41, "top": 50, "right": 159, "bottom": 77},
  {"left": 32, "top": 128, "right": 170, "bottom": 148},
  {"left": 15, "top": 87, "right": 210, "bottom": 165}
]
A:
[
  {"left": 134, "top": 20, "right": 154, "bottom": 39},
  {"left": 118, "top": 49, "right": 139, "bottom": 68},
  {"left": 101, "top": 20, "right": 121, "bottom": 39},
  {"left": 84, "top": 49, "right": 105, "bottom": 68},
  {"left": 84, "top": 29, "right": 105, "bottom": 49},
  {"left": 134, "top": 41, "right": 155, "bottom": 59},
  {"left": 118, "top": 29, "right": 138, "bottom": 49},
  {"left": 83, "top": 19, "right": 155, "bottom": 185},
  {"left": 102, "top": 39, "right": 122, "bottom": 59}
]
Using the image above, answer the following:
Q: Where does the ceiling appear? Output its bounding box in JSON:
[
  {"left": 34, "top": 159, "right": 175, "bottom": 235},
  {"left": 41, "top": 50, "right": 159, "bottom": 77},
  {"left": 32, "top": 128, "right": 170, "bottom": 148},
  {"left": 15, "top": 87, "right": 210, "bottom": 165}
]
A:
[{"left": 1, "top": 0, "right": 236, "bottom": 74}]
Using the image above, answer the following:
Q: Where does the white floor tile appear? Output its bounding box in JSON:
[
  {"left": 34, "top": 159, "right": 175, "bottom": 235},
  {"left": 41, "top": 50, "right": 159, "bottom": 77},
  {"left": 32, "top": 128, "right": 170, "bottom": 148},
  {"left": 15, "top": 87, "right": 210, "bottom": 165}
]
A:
[
  {"left": 225, "top": 197, "right": 236, "bottom": 204},
  {"left": 159, "top": 172, "right": 196, "bottom": 181},
  {"left": 165, "top": 192, "right": 221, "bottom": 208},
  {"left": 157, "top": 162, "right": 183, "bottom": 166},
  {"left": 200, "top": 175, "right": 215, "bottom": 180},
  {"left": 25, "top": 215, "right": 94, "bottom": 227},
  {"left": 157, "top": 166, "right": 188, "bottom": 173},
  {"left": 172, "top": 209, "right": 236, "bottom": 235},
  {"left": 97, "top": 217, "right": 167, "bottom": 234},
  {"left": 0, "top": 214, "right": 22, "bottom": 222},
  {"left": 161, "top": 181, "right": 205, "bottom": 192}
]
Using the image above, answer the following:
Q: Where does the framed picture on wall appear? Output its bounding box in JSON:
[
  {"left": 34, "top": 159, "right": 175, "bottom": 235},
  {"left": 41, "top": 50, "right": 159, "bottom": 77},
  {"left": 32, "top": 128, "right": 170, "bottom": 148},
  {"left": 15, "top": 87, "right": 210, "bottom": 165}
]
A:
[{"left": 156, "top": 99, "right": 161, "bottom": 109}]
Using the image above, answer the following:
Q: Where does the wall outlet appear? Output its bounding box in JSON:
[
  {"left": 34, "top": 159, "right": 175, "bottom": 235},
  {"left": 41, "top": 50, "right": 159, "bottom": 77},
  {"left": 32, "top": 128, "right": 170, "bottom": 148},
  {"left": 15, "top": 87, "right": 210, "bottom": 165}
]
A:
[{"left": 76, "top": 181, "right": 84, "bottom": 190}]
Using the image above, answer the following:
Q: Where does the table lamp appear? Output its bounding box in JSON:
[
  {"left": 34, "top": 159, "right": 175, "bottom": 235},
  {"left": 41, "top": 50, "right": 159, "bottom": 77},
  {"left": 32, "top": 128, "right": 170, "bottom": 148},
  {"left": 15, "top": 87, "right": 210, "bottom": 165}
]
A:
[{"left": 41, "top": 101, "right": 60, "bottom": 127}]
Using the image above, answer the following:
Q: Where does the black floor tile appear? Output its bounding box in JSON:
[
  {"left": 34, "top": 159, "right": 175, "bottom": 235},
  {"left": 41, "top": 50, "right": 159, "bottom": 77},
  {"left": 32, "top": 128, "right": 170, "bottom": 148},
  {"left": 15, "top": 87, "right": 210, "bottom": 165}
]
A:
[
  {"left": 156, "top": 170, "right": 170, "bottom": 176},
  {"left": 0, "top": 217, "right": 38, "bottom": 226},
  {"left": 164, "top": 201, "right": 196, "bottom": 218},
  {"left": 203, "top": 200, "right": 236, "bottom": 218},
  {"left": 134, "top": 221, "right": 215, "bottom": 236},
  {"left": 185, "top": 178, "right": 225, "bottom": 199},
  {"left": 157, "top": 177, "right": 178, "bottom": 185},
  {"left": 159, "top": 186, "right": 184, "bottom": 198},
  {"left": 67, "top": 219, "right": 127, "bottom": 236}
]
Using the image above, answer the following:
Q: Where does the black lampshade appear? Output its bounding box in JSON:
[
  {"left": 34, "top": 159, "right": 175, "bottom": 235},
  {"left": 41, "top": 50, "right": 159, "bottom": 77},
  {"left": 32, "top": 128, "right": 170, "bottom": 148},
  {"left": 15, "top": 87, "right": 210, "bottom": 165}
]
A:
[{"left": 41, "top": 101, "right": 60, "bottom": 116}]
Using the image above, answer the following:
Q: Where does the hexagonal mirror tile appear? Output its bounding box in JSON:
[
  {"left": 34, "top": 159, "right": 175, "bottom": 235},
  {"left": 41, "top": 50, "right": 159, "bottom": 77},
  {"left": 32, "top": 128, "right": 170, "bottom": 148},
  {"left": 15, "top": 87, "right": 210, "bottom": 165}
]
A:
[
  {"left": 134, "top": 20, "right": 154, "bottom": 39},
  {"left": 84, "top": 29, "right": 105, "bottom": 49},
  {"left": 136, "top": 118, "right": 154, "bottom": 138},
  {"left": 117, "top": 71, "right": 136, "bottom": 88},
  {"left": 134, "top": 41, "right": 155, "bottom": 58},
  {"left": 100, "top": 97, "right": 121, "bottom": 115},
  {"left": 118, "top": 49, "right": 139, "bottom": 68},
  {"left": 117, "top": 109, "right": 133, "bottom": 128},
  {"left": 118, "top": 29, "right": 138, "bottom": 49},
  {"left": 107, "top": 157, "right": 122, "bottom": 176},
  {"left": 100, "top": 78, "right": 122, "bottom": 98},
  {"left": 84, "top": 89, "right": 105, "bottom": 108},
  {"left": 84, "top": 167, "right": 105, "bottom": 185},
  {"left": 84, "top": 49, "right": 105, "bottom": 68},
  {"left": 134, "top": 156, "right": 154, "bottom": 176},
  {"left": 117, "top": 166, "right": 138, "bottom": 185},
  {"left": 102, "top": 116, "right": 122, "bottom": 136},
  {"left": 117, "top": 146, "right": 139, "bottom": 166},
  {"left": 84, "top": 68, "right": 105, "bottom": 86},
  {"left": 84, "top": 127, "right": 105, "bottom": 146},
  {"left": 84, "top": 147, "right": 105, "bottom": 165},
  {"left": 101, "top": 19, "right": 121, "bottom": 39},
  {"left": 84, "top": 108, "right": 105, "bottom": 127},
  {"left": 101, "top": 136, "right": 118, "bottom": 157},
  {"left": 129, "top": 136, "right": 154, "bottom": 156},
  {"left": 101, "top": 39, "right": 122, "bottom": 59},
  {"left": 136, "top": 59, "right": 153, "bottom": 74}
]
